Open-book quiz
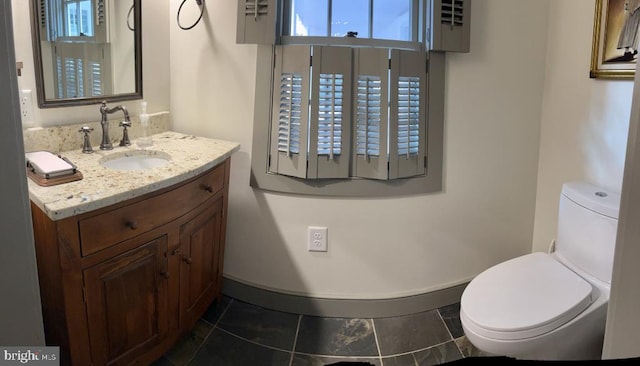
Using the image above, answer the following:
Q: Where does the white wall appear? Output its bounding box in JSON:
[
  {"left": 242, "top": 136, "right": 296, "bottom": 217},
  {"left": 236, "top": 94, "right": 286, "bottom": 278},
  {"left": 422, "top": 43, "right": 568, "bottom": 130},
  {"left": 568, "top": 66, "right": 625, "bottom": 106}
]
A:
[
  {"left": 11, "top": 0, "right": 171, "bottom": 126},
  {"left": 532, "top": 0, "right": 633, "bottom": 253},
  {"left": 170, "top": 0, "right": 549, "bottom": 299},
  {"left": 0, "top": 0, "right": 45, "bottom": 345},
  {"left": 603, "top": 58, "right": 640, "bottom": 359}
]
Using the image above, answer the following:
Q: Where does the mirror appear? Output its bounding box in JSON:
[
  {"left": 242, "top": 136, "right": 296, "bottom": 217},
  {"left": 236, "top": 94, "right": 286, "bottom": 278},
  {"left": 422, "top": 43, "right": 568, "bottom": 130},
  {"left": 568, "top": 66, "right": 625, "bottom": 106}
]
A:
[{"left": 30, "top": 0, "right": 142, "bottom": 108}]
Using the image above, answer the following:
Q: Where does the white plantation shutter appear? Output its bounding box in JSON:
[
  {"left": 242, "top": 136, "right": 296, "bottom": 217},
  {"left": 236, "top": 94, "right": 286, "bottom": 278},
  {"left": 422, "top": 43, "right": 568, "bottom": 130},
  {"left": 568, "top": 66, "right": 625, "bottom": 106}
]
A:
[
  {"left": 266, "top": 46, "right": 430, "bottom": 183},
  {"left": 352, "top": 48, "right": 389, "bottom": 180},
  {"left": 62, "top": 57, "right": 81, "bottom": 98},
  {"left": 430, "top": 0, "right": 471, "bottom": 52},
  {"left": 269, "top": 45, "right": 310, "bottom": 178},
  {"left": 308, "top": 46, "right": 352, "bottom": 179},
  {"left": 54, "top": 42, "right": 112, "bottom": 98},
  {"left": 90, "top": 61, "right": 103, "bottom": 96},
  {"left": 237, "top": 0, "right": 277, "bottom": 44},
  {"left": 389, "top": 50, "right": 427, "bottom": 179}
]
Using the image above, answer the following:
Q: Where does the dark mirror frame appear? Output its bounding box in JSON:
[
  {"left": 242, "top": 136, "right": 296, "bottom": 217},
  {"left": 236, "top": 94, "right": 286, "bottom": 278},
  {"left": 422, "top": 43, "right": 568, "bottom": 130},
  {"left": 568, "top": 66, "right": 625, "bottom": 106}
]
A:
[{"left": 29, "top": 0, "right": 143, "bottom": 108}]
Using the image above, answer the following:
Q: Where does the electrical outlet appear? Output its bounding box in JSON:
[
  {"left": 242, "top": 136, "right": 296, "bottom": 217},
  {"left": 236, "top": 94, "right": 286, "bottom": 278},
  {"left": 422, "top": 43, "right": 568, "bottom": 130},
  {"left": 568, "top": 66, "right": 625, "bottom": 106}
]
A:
[
  {"left": 308, "top": 226, "right": 328, "bottom": 252},
  {"left": 20, "top": 89, "right": 34, "bottom": 126}
]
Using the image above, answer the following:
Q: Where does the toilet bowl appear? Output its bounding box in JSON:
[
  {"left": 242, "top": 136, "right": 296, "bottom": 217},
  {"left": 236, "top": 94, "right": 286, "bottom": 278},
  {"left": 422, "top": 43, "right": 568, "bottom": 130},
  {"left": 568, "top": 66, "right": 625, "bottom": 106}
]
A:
[{"left": 460, "top": 181, "right": 620, "bottom": 360}]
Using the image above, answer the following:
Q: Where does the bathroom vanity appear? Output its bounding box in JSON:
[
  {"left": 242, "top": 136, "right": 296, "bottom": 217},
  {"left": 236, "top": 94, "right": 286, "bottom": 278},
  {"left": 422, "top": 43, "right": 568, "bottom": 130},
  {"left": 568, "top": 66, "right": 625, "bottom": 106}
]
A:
[{"left": 27, "top": 132, "right": 239, "bottom": 365}]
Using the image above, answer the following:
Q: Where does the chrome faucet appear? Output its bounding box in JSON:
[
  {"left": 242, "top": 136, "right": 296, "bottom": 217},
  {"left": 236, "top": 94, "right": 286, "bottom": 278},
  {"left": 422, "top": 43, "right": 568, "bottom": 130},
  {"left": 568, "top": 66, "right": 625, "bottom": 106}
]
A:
[{"left": 99, "top": 101, "right": 131, "bottom": 150}]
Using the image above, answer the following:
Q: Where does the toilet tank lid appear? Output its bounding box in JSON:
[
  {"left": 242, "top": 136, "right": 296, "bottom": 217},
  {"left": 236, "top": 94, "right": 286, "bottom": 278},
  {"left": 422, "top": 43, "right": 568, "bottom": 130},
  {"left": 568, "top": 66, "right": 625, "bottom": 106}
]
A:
[{"left": 562, "top": 181, "right": 620, "bottom": 219}]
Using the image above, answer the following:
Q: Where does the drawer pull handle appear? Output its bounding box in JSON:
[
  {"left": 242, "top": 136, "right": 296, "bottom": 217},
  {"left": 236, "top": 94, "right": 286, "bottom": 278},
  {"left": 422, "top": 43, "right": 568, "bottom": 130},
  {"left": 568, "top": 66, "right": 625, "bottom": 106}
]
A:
[
  {"left": 160, "top": 271, "right": 170, "bottom": 279},
  {"left": 183, "top": 257, "right": 193, "bottom": 265},
  {"left": 125, "top": 221, "right": 138, "bottom": 230},
  {"left": 202, "top": 184, "right": 214, "bottom": 193}
]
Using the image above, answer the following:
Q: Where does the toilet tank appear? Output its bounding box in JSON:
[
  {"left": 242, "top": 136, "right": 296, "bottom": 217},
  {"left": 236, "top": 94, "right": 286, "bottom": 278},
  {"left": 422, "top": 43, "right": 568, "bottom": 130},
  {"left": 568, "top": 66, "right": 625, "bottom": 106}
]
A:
[{"left": 555, "top": 181, "right": 620, "bottom": 284}]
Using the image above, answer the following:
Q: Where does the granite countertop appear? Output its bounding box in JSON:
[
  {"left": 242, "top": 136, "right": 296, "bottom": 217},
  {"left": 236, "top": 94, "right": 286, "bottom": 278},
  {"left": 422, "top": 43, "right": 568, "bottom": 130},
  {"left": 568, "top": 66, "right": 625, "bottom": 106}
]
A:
[{"left": 27, "top": 131, "right": 240, "bottom": 221}]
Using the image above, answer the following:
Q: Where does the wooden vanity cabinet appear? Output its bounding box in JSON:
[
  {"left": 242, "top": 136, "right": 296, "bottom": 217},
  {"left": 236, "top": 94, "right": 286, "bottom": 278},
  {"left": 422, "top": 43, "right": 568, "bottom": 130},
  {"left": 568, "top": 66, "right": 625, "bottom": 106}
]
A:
[{"left": 30, "top": 159, "right": 231, "bottom": 366}]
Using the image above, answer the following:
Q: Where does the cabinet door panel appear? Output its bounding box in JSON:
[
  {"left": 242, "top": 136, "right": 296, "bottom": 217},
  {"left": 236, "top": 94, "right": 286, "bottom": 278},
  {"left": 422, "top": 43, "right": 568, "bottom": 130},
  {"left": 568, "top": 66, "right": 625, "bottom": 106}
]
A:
[
  {"left": 180, "top": 199, "right": 223, "bottom": 328},
  {"left": 84, "top": 236, "right": 168, "bottom": 366}
]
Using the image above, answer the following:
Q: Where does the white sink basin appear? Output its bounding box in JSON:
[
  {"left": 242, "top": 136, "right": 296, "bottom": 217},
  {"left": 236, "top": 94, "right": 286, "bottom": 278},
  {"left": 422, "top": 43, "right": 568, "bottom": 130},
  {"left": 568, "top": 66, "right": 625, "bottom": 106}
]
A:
[{"left": 99, "top": 151, "right": 171, "bottom": 171}]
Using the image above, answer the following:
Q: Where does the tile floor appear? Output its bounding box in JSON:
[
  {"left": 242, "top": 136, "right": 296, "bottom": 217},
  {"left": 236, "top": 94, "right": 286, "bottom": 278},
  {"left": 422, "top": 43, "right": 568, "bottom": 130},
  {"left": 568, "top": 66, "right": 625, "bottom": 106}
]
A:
[{"left": 152, "top": 297, "right": 490, "bottom": 366}]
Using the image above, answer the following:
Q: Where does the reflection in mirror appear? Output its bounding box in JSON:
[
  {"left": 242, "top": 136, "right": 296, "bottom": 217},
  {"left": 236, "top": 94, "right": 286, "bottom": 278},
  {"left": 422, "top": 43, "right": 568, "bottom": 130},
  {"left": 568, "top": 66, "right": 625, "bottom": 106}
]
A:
[{"left": 31, "top": 0, "right": 142, "bottom": 107}]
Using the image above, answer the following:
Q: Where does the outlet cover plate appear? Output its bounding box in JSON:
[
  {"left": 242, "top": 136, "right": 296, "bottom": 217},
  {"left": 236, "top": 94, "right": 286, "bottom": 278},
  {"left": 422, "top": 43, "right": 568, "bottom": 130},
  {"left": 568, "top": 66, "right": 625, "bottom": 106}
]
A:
[{"left": 308, "top": 226, "right": 328, "bottom": 252}]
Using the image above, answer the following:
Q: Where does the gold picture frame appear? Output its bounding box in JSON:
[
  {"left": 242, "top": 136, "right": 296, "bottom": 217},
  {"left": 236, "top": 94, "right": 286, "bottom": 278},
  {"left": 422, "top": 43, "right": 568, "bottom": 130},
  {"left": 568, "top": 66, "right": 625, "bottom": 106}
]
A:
[{"left": 590, "top": 0, "right": 639, "bottom": 79}]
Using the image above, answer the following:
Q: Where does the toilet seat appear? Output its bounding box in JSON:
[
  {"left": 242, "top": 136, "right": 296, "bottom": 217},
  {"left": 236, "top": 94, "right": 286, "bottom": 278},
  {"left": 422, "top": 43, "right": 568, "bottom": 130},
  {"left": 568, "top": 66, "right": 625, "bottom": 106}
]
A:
[{"left": 461, "top": 253, "right": 595, "bottom": 341}]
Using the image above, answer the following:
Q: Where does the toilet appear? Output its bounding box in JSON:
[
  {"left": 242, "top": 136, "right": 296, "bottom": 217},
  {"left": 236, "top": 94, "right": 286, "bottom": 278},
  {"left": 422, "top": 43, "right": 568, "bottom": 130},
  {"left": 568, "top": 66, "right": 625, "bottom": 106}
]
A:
[{"left": 460, "top": 181, "right": 620, "bottom": 360}]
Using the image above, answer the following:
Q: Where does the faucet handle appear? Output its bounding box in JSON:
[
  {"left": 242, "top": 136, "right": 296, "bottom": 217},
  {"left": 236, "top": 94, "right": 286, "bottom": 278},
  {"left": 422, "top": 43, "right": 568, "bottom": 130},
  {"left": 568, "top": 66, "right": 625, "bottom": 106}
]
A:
[
  {"left": 79, "top": 126, "right": 94, "bottom": 154},
  {"left": 119, "top": 120, "right": 132, "bottom": 146}
]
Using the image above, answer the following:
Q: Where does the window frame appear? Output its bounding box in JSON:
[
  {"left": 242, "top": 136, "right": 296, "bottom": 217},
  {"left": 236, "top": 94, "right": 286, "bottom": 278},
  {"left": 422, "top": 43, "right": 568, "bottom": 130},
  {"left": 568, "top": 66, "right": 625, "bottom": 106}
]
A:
[{"left": 280, "top": 0, "right": 422, "bottom": 49}]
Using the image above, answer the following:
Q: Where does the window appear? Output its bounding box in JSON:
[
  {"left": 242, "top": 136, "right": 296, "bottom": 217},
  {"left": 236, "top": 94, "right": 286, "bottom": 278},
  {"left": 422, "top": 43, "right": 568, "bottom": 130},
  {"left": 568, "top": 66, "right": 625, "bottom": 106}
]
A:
[
  {"left": 238, "top": 0, "right": 470, "bottom": 196},
  {"left": 63, "top": 0, "right": 94, "bottom": 37},
  {"left": 283, "top": 0, "right": 413, "bottom": 41},
  {"left": 40, "top": 0, "right": 111, "bottom": 98}
]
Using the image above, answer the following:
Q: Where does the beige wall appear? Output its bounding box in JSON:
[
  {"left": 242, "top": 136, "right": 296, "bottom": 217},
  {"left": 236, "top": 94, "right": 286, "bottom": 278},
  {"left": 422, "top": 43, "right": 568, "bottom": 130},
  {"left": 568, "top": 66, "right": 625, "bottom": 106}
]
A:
[
  {"left": 10, "top": 0, "right": 171, "bottom": 127},
  {"left": 533, "top": 0, "right": 633, "bottom": 253},
  {"left": 169, "top": 0, "right": 549, "bottom": 299}
]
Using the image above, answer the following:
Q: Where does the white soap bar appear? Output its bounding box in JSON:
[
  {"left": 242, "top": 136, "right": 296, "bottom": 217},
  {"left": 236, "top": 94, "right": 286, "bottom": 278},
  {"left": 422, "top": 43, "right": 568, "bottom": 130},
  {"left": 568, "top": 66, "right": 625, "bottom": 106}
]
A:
[{"left": 26, "top": 151, "right": 74, "bottom": 175}]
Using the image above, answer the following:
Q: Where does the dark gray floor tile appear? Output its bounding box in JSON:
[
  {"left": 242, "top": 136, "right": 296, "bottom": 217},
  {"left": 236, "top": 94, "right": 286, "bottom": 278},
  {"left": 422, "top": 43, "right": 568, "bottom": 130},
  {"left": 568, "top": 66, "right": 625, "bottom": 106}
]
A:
[
  {"left": 291, "top": 353, "right": 381, "bottom": 366},
  {"left": 454, "top": 336, "right": 497, "bottom": 358},
  {"left": 295, "top": 317, "right": 379, "bottom": 357},
  {"left": 437, "top": 303, "right": 463, "bottom": 339},
  {"left": 216, "top": 299, "right": 299, "bottom": 350},
  {"left": 414, "top": 341, "right": 463, "bottom": 365},
  {"left": 202, "top": 296, "right": 232, "bottom": 325},
  {"left": 189, "top": 328, "right": 291, "bottom": 366},
  {"left": 374, "top": 311, "right": 451, "bottom": 356},
  {"left": 150, "top": 356, "right": 176, "bottom": 366},
  {"left": 164, "top": 320, "right": 213, "bottom": 366},
  {"left": 381, "top": 353, "right": 416, "bottom": 366}
]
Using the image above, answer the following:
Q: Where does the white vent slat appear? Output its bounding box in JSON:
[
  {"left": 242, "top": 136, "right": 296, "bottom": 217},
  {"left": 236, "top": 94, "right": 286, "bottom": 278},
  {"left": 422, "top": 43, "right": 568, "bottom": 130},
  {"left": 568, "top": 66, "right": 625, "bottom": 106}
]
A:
[
  {"left": 356, "top": 76, "right": 382, "bottom": 158},
  {"left": 441, "top": 0, "right": 465, "bottom": 26},
  {"left": 91, "top": 62, "right": 102, "bottom": 96},
  {"left": 397, "top": 76, "right": 421, "bottom": 158},
  {"left": 39, "top": 0, "right": 46, "bottom": 27},
  {"left": 244, "top": 0, "right": 270, "bottom": 19},
  {"left": 96, "top": 0, "right": 105, "bottom": 25},
  {"left": 277, "top": 73, "right": 304, "bottom": 156},
  {"left": 317, "top": 73, "right": 343, "bottom": 158}
]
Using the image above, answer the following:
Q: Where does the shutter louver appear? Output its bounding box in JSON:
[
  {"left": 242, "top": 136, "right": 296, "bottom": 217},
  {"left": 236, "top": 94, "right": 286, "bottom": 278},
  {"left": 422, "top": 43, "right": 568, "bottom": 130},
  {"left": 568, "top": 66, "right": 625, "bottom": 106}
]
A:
[
  {"left": 352, "top": 48, "right": 389, "bottom": 180},
  {"left": 389, "top": 49, "right": 427, "bottom": 179},
  {"left": 277, "top": 73, "right": 303, "bottom": 156},
  {"left": 397, "top": 76, "right": 420, "bottom": 158},
  {"left": 308, "top": 46, "right": 352, "bottom": 179},
  {"left": 356, "top": 76, "right": 382, "bottom": 158},
  {"left": 237, "top": 0, "right": 277, "bottom": 44},
  {"left": 40, "top": 0, "right": 55, "bottom": 41},
  {"left": 90, "top": 61, "right": 103, "bottom": 96},
  {"left": 56, "top": 56, "right": 63, "bottom": 98},
  {"left": 96, "top": 0, "right": 106, "bottom": 25},
  {"left": 245, "top": 0, "right": 269, "bottom": 19},
  {"left": 317, "top": 73, "right": 343, "bottom": 158},
  {"left": 64, "top": 58, "right": 79, "bottom": 98},
  {"left": 441, "top": 0, "right": 464, "bottom": 26},
  {"left": 77, "top": 58, "right": 84, "bottom": 97},
  {"left": 39, "top": 0, "right": 47, "bottom": 27},
  {"left": 430, "top": 0, "right": 471, "bottom": 52},
  {"left": 269, "top": 46, "right": 310, "bottom": 179}
]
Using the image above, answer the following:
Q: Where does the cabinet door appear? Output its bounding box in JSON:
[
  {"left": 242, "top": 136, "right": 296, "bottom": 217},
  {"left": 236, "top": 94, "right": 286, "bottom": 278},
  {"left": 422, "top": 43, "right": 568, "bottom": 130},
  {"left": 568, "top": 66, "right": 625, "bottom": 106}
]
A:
[
  {"left": 179, "top": 198, "right": 224, "bottom": 328},
  {"left": 84, "top": 236, "right": 169, "bottom": 366}
]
